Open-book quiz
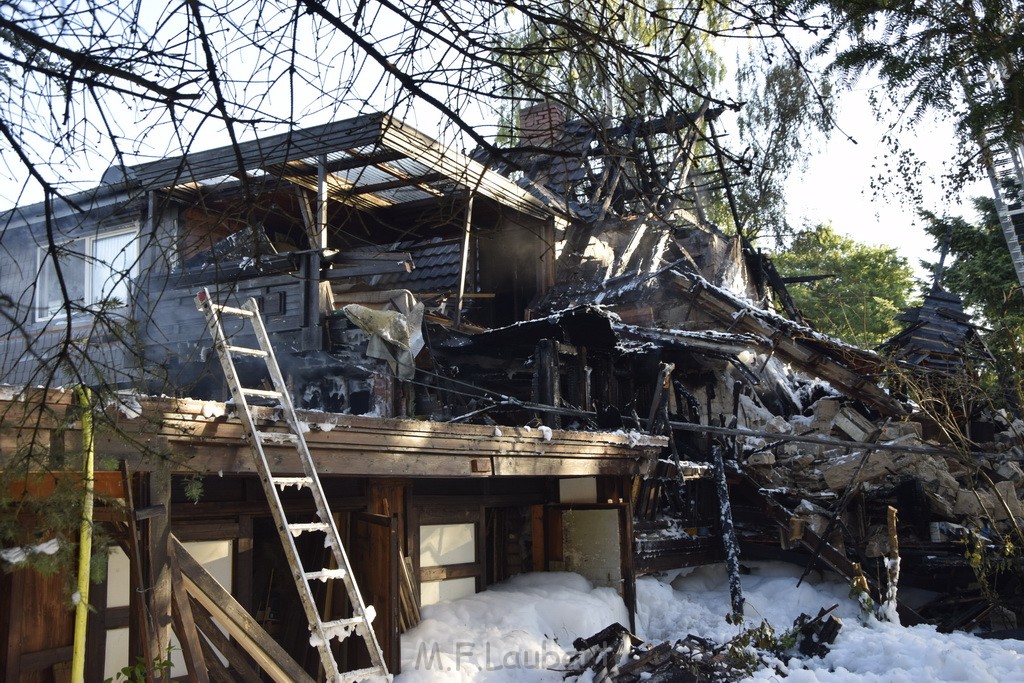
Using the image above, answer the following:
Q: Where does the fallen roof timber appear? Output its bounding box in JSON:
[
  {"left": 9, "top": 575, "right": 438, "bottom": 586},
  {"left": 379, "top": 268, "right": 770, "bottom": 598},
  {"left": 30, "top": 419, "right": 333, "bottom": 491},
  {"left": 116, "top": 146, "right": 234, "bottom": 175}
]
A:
[
  {"left": 0, "top": 391, "right": 664, "bottom": 478},
  {"left": 669, "top": 273, "right": 906, "bottom": 417}
]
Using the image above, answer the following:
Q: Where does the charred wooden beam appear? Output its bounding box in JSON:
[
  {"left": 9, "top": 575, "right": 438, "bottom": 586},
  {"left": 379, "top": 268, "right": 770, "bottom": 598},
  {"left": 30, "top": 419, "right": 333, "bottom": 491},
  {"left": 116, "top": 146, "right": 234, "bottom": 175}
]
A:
[
  {"left": 534, "top": 339, "right": 562, "bottom": 428},
  {"left": 736, "top": 472, "right": 926, "bottom": 625}
]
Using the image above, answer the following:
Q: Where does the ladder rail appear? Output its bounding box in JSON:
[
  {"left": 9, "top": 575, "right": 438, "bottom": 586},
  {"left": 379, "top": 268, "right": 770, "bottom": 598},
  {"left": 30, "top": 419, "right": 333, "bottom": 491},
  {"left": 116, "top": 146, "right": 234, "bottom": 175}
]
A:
[
  {"left": 241, "top": 298, "right": 390, "bottom": 672},
  {"left": 195, "top": 289, "right": 389, "bottom": 681},
  {"left": 968, "top": 66, "right": 1024, "bottom": 291}
]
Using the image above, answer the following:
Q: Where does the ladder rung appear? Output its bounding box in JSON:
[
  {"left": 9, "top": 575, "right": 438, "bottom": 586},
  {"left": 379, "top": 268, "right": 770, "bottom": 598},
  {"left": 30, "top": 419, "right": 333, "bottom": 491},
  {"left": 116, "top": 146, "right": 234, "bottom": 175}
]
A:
[
  {"left": 240, "top": 387, "right": 283, "bottom": 399},
  {"left": 211, "top": 303, "right": 256, "bottom": 318},
  {"left": 317, "top": 617, "right": 364, "bottom": 641},
  {"left": 288, "top": 522, "right": 330, "bottom": 536},
  {"left": 223, "top": 344, "right": 268, "bottom": 357},
  {"left": 337, "top": 665, "right": 389, "bottom": 682},
  {"left": 305, "top": 568, "right": 347, "bottom": 582},
  {"left": 258, "top": 432, "right": 300, "bottom": 445},
  {"left": 271, "top": 476, "right": 312, "bottom": 489}
]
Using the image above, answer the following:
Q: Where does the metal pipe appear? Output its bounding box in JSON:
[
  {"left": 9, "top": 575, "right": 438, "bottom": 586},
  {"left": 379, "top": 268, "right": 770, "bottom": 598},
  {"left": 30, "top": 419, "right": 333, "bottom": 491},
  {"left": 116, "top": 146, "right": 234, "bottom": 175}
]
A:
[
  {"left": 455, "top": 195, "right": 474, "bottom": 328},
  {"left": 316, "top": 154, "right": 328, "bottom": 250},
  {"left": 71, "top": 386, "right": 94, "bottom": 683}
]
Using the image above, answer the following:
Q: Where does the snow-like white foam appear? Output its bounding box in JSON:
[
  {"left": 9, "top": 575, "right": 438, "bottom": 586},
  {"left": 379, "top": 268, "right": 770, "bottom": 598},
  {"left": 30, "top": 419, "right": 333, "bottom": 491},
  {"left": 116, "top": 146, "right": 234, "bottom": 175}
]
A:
[{"left": 397, "top": 563, "right": 1024, "bottom": 682}]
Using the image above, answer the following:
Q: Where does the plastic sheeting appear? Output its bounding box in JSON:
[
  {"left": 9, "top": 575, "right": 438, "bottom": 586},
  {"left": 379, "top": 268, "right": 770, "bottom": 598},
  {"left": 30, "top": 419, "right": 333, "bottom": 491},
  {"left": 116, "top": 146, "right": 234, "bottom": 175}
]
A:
[{"left": 341, "top": 290, "right": 425, "bottom": 380}]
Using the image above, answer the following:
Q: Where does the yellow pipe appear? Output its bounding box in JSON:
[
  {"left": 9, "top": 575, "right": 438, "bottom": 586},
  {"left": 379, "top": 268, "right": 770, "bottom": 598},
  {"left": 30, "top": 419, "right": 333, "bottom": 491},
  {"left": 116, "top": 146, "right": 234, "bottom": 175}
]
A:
[{"left": 71, "top": 386, "right": 94, "bottom": 683}]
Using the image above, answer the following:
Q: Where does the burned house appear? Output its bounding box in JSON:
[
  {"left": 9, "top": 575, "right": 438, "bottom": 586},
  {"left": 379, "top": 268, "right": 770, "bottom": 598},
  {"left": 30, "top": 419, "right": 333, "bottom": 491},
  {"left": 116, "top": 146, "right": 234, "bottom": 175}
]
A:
[{"left": 1, "top": 105, "right": 1022, "bottom": 681}]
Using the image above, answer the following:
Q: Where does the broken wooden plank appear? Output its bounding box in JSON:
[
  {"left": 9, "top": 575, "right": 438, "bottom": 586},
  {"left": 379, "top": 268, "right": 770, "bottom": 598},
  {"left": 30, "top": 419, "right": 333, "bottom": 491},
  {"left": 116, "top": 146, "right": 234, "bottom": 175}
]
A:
[
  {"left": 197, "top": 636, "right": 235, "bottom": 683},
  {"left": 171, "top": 535, "right": 315, "bottom": 683},
  {"left": 399, "top": 552, "right": 421, "bottom": 632},
  {"left": 670, "top": 273, "right": 905, "bottom": 416},
  {"left": 169, "top": 549, "right": 211, "bottom": 683},
  {"left": 189, "top": 596, "right": 264, "bottom": 682}
]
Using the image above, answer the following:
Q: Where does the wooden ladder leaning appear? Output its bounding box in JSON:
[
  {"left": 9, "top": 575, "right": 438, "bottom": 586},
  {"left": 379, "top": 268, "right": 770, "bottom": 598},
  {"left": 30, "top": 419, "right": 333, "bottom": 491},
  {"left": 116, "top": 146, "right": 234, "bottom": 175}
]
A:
[{"left": 195, "top": 288, "right": 390, "bottom": 682}]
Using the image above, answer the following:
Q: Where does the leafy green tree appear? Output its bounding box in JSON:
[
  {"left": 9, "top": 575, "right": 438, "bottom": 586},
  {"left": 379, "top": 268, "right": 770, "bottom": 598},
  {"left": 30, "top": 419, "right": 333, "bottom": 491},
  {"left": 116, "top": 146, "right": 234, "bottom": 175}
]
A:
[
  {"left": 771, "top": 224, "right": 917, "bottom": 347},
  {"left": 735, "top": 54, "right": 832, "bottom": 244},
  {"left": 493, "top": 0, "right": 732, "bottom": 125},
  {"left": 921, "top": 197, "right": 1024, "bottom": 407}
]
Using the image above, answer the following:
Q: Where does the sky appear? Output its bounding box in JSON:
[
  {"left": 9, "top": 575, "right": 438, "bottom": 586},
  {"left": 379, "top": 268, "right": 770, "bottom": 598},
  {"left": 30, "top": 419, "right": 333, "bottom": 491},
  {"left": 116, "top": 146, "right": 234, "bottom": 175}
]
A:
[
  {"left": 0, "top": 2, "right": 998, "bottom": 286},
  {"left": 782, "top": 85, "right": 993, "bottom": 282}
]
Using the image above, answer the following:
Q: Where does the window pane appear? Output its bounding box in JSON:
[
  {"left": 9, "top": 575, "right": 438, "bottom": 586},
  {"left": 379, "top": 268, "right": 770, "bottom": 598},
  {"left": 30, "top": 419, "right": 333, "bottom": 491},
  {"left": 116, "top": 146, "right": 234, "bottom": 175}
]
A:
[
  {"left": 91, "top": 232, "right": 137, "bottom": 306},
  {"left": 419, "top": 523, "right": 476, "bottom": 567},
  {"left": 36, "top": 245, "right": 86, "bottom": 319},
  {"left": 420, "top": 576, "right": 476, "bottom": 606}
]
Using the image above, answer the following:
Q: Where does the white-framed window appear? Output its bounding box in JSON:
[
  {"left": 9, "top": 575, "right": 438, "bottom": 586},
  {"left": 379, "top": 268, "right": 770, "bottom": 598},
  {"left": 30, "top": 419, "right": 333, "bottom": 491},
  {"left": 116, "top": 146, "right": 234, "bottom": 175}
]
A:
[{"left": 35, "top": 227, "right": 139, "bottom": 321}]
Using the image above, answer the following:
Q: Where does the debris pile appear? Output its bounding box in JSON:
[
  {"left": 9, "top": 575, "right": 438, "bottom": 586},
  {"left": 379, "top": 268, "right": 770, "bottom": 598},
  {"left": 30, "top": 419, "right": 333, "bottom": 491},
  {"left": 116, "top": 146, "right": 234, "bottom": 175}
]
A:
[
  {"left": 564, "top": 608, "right": 843, "bottom": 682},
  {"left": 738, "top": 395, "right": 1024, "bottom": 545}
]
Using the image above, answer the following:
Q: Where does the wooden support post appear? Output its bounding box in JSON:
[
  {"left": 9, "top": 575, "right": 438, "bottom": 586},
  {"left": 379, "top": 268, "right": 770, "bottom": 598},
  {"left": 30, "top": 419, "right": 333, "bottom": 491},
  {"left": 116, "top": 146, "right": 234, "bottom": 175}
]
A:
[
  {"left": 145, "top": 468, "right": 173, "bottom": 676},
  {"left": 530, "top": 505, "right": 545, "bottom": 572},
  {"left": 315, "top": 154, "right": 329, "bottom": 250},
  {"left": 535, "top": 339, "right": 561, "bottom": 428},
  {"left": 235, "top": 514, "right": 254, "bottom": 613},
  {"left": 620, "top": 504, "right": 637, "bottom": 633},
  {"left": 577, "top": 346, "right": 591, "bottom": 413},
  {"left": 296, "top": 187, "right": 317, "bottom": 248},
  {"left": 351, "top": 507, "right": 402, "bottom": 673},
  {"left": 711, "top": 445, "right": 744, "bottom": 621},
  {"left": 388, "top": 514, "right": 400, "bottom": 671},
  {"left": 882, "top": 506, "right": 901, "bottom": 623},
  {"left": 121, "top": 463, "right": 156, "bottom": 681}
]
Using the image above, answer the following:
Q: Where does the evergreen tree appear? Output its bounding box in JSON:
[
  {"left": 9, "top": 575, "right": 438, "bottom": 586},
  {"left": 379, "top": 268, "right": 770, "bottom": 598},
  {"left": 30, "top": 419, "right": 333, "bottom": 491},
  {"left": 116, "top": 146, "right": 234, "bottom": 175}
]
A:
[
  {"left": 921, "top": 198, "right": 1024, "bottom": 407},
  {"left": 803, "top": 0, "right": 1024, "bottom": 194}
]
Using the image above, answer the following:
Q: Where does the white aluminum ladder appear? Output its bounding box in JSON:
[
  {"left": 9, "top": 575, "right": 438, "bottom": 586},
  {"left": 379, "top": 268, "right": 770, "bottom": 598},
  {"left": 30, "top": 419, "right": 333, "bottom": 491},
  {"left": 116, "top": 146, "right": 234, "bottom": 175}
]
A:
[
  {"left": 968, "top": 65, "right": 1024, "bottom": 292},
  {"left": 983, "top": 128, "right": 1024, "bottom": 292},
  {"left": 195, "top": 288, "right": 390, "bottom": 682}
]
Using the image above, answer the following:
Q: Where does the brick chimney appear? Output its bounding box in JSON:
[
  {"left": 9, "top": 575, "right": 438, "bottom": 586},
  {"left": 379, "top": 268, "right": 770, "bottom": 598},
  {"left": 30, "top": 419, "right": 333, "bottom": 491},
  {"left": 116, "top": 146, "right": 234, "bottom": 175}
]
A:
[{"left": 518, "top": 101, "right": 566, "bottom": 146}]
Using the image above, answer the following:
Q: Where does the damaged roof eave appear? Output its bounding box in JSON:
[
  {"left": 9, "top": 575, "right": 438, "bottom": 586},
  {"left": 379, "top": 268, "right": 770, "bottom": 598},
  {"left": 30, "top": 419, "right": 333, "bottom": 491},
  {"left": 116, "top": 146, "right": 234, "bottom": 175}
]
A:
[
  {"left": 668, "top": 269, "right": 908, "bottom": 417},
  {"left": 0, "top": 391, "right": 665, "bottom": 478},
  {"left": 611, "top": 322, "right": 769, "bottom": 357},
  {"left": 112, "top": 113, "right": 558, "bottom": 221}
]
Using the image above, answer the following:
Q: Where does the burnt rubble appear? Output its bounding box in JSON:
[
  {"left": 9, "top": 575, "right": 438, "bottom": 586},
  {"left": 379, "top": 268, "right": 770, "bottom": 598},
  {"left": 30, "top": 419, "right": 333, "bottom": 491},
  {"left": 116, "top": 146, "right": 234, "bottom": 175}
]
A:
[
  {"left": 563, "top": 608, "right": 843, "bottom": 682},
  {"left": 414, "top": 132, "right": 1024, "bottom": 631},
  {"left": 146, "top": 106, "right": 1024, "bottom": 635}
]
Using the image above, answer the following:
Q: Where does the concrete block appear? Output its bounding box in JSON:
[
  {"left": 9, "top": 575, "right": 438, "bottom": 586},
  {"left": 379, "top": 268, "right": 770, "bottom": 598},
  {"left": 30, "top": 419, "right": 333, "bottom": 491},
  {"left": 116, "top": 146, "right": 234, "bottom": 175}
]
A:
[
  {"left": 821, "top": 450, "right": 898, "bottom": 491},
  {"left": 747, "top": 452, "right": 776, "bottom": 467},
  {"left": 881, "top": 421, "right": 923, "bottom": 441},
  {"left": 833, "top": 406, "right": 876, "bottom": 441},
  {"left": 995, "top": 461, "right": 1024, "bottom": 485}
]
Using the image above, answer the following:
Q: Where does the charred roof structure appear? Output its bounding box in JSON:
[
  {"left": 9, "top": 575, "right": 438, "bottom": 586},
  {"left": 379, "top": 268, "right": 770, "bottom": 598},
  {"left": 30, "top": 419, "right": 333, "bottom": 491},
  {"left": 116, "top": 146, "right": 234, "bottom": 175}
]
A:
[
  {"left": 883, "top": 288, "right": 990, "bottom": 373},
  {"left": 2, "top": 106, "right": 1023, "bottom": 681}
]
